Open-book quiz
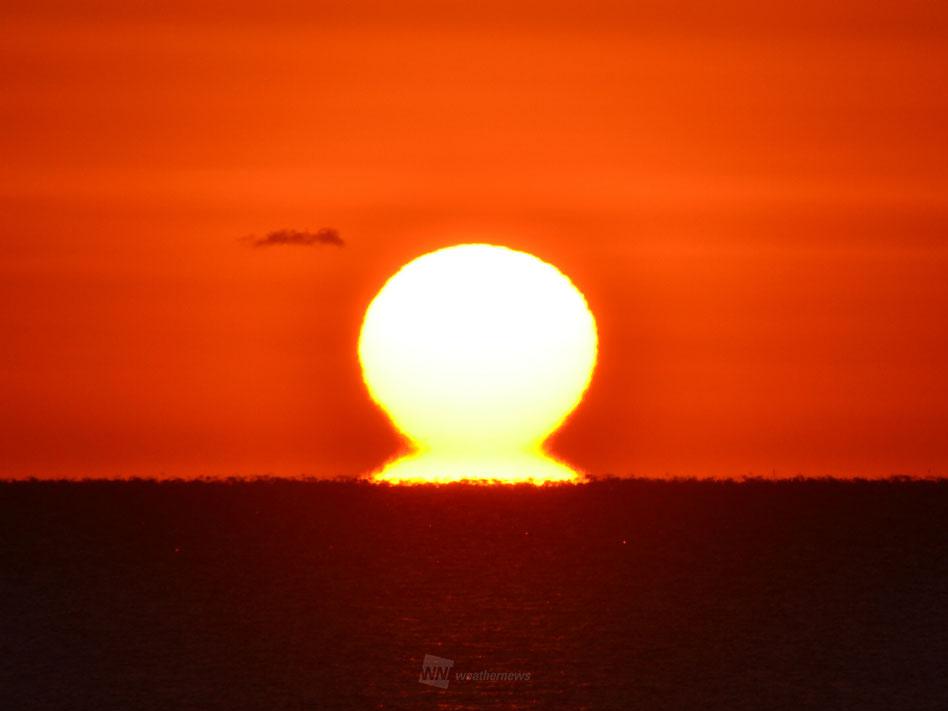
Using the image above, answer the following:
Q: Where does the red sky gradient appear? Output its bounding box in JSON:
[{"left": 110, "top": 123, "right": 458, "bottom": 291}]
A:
[{"left": 2, "top": 1, "right": 947, "bottom": 478}]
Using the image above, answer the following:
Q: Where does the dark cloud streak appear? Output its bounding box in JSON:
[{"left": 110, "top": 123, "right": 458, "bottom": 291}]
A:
[{"left": 246, "top": 228, "right": 344, "bottom": 248}]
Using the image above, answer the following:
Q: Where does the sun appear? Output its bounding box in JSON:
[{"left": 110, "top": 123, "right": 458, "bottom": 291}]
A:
[{"left": 358, "top": 243, "right": 598, "bottom": 483}]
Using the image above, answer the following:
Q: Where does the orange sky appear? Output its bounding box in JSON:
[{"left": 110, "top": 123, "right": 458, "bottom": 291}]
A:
[{"left": 2, "top": 1, "right": 947, "bottom": 478}]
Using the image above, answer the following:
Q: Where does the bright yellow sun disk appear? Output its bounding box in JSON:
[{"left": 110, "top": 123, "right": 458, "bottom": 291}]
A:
[{"left": 358, "top": 244, "right": 598, "bottom": 483}]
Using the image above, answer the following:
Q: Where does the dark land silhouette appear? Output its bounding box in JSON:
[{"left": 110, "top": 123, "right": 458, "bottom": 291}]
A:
[{"left": 1, "top": 478, "right": 946, "bottom": 710}]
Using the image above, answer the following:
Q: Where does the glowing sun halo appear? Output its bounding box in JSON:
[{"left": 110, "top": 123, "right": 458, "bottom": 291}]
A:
[{"left": 358, "top": 244, "right": 598, "bottom": 483}]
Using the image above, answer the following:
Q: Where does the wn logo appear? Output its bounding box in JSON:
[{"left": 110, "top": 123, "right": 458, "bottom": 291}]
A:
[{"left": 418, "top": 654, "right": 454, "bottom": 689}]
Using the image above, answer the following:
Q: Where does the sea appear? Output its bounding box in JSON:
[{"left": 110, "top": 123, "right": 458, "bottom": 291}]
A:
[{"left": 1, "top": 478, "right": 946, "bottom": 710}]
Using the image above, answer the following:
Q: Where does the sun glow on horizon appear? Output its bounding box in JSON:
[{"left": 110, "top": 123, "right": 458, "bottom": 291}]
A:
[{"left": 358, "top": 244, "right": 598, "bottom": 484}]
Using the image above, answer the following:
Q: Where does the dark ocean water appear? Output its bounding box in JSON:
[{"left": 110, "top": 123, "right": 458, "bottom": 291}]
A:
[{"left": 1, "top": 479, "right": 946, "bottom": 710}]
